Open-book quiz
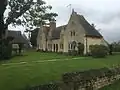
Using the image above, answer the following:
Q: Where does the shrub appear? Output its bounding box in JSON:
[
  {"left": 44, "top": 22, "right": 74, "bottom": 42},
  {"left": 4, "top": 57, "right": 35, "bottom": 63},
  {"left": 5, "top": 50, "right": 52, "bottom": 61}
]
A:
[
  {"left": 89, "top": 45, "right": 108, "bottom": 58},
  {"left": 77, "top": 43, "right": 84, "bottom": 55},
  {"left": 0, "top": 39, "right": 12, "bottom": 60},
  {"left": 57, "top": 51, "right": 63, "bottom": 54},
  {"left": 68, "top": 50, "right": 78, "bottom": 56}
]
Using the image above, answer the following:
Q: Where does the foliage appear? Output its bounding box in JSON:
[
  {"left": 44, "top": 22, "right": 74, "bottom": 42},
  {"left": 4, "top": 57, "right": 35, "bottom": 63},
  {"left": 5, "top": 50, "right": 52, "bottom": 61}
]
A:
[
  {"left": 30, "top": 28, "right": 39, "bottom": 47},
  {"left": 1, "top": 0, "right": 57, "bottom": 60},
  {"left": 6, "top": 0, "right": 58, "bottom": 30},
  {"left": 68, "top": 50, "right": 78, "bottom": 56},
  {"left": 89, "top": 45, "right": 109, "bottom": 58},
  {"left": 112, "top": 41, "right": 120, "bottom": 52},
  {"left": 0, "top": 0, "right": 11, "bottom": 60},
  {"left": 0, "top": 0, "right": 7, "bottom": 37},
  {"left": 77, "top": 43, "right": 84, "bottom": 55},
  {"left": 109, "top": 44, "right": 113, "bottom": 55},
  {"left": 68, "top": 43, "right": 84, "bottom": 56},
  {"left": 0, "top": 39, "right": 12, "bottom": 60}
]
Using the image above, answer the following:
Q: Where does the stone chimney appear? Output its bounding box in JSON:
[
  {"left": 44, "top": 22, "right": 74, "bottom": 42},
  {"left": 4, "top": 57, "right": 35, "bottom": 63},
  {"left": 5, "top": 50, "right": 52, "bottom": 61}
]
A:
[{"left": 50, "top": 21, "right": 56, "bottom": 31}]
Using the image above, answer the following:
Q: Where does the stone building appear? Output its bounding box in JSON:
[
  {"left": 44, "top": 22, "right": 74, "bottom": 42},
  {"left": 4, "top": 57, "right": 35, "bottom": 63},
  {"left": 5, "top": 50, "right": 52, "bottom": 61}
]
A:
[{"left": 37, "top": 10, "right": 108, "bottom": 54}]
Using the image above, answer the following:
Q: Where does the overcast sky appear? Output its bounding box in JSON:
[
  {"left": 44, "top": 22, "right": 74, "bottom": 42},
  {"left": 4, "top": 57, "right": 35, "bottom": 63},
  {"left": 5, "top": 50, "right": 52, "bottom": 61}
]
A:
[{"left": 9, "top": 0, "right": 120, "bottom": 43}]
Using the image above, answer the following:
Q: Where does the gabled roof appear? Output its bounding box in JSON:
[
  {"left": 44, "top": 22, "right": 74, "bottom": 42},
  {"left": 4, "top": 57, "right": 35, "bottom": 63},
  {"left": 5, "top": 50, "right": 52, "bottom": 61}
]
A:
[
  {"left": 7, "top": 30, "right": 27, "bottom": 44},
  {"left": 51, "top": 25, "right": 67, "bottom": 39},
  {"left": 77, "top": 15, "right": 102, "bottom": 37},
  {"left": 51, "top": 13, "right": 102, "bottom": 40}
]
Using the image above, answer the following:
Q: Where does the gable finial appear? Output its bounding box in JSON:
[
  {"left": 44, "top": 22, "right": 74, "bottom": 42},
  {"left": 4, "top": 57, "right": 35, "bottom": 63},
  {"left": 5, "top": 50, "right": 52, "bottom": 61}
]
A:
[
  {"left": 72, "top": 8, "right": 77, "bottom": 15},
  {"left": 72, "top": 9, "right": 75, "bottom": 13}
]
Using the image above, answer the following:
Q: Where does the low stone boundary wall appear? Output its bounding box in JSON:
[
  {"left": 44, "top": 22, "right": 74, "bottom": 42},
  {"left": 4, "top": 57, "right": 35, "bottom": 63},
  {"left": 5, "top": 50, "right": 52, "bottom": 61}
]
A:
[{"left": 28, "top": 67, "right": 120, "bottom": 90}]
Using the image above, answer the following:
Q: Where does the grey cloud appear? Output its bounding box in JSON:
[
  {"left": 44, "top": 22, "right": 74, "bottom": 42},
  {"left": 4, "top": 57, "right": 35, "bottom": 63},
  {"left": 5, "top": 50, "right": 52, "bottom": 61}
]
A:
[
  {"left": 98, "top": 12, "right": 120, "bottom": 24},
  {"left": 9, "top": 0, "right": 120, "bottom": 43}
]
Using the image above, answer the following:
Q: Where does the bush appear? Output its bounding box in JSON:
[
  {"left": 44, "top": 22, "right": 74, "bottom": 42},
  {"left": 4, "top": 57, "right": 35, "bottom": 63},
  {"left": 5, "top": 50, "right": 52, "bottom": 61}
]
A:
[
  {"left": 89, "top": 45, "right": 108, "bottom": 58},
  {"left": 57, "top": 51, "right": 63, "bottom": 54},
  {"left": 0, "top": 39, "right": 12, "bottom": 60},
  {"left": 77, "top": 43, "right": 84, "bottom": 55},
  {"left": 68, "top": 50, "right": 78, "bottom": 56}
]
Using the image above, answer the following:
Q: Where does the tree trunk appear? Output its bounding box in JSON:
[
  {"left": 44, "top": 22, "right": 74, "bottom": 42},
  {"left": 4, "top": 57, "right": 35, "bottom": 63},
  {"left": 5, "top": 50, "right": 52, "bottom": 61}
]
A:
[
  {"left": 0, "top": 0, "right": 7, "bottom": 39},
  {"left": 0, "top": 0, "right": 10, "bottom": 60}
]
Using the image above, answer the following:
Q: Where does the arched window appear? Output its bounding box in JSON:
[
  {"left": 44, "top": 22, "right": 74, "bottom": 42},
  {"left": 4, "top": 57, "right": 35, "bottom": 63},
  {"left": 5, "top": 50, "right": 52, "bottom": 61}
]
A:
[{"left": 71, "top": 41, "right": 77, "bottom": 50}]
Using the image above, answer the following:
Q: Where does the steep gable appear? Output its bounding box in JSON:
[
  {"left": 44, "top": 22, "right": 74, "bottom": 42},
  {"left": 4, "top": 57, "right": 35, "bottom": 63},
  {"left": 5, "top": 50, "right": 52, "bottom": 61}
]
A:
[{"left": 77, "top": 15, "right": 103, "bottom": 38}]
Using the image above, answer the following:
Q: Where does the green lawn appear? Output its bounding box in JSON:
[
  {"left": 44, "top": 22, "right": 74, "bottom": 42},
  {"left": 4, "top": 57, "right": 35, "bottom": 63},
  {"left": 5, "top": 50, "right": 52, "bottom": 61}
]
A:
[
  {"left": 0, "top": 51, "right": 120, "bottom": 90},
  {"left": 100, "top": 80, "right": 120, "bottom": 90}
]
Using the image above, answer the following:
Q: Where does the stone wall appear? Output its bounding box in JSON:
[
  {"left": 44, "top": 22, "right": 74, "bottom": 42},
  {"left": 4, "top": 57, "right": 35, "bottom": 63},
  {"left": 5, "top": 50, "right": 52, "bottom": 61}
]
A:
[{"left": 28, "top": 66, "right": 120, "bottom": 90}]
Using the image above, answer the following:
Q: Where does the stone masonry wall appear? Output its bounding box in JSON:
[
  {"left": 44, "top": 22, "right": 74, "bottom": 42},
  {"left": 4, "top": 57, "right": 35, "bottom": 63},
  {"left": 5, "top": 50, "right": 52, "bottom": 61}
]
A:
[{"left": 28, "top": 66, "right": 120, "bottom": 90}]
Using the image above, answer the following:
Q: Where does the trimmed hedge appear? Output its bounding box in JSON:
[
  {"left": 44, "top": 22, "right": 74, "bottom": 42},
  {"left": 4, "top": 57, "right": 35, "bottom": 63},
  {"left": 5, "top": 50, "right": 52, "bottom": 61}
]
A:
[{"left": 89, "top": 45, "right": 109, "bottom": 58}]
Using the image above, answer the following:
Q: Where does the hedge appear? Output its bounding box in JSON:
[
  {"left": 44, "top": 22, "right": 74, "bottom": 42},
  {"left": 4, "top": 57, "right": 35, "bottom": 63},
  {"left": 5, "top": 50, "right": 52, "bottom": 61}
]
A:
[{"left": 89, "top": 45, "right": 109, "bottom": 58}]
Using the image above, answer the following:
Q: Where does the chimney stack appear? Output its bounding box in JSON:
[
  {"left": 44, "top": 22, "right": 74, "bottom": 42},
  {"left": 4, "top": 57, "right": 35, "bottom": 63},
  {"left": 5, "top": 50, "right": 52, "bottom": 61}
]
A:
[{"left": 50, "top": 21, "right": 56, "bottom": 31}]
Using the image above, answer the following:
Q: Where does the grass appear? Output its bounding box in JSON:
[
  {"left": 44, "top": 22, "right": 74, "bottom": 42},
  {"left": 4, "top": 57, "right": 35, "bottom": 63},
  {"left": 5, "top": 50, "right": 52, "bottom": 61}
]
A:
[
  {"left": 100, "top": 80, "right": 120, "bottom": 90},
  {"left": 0, "top": 51, "right": 120, "bottom": 90}
]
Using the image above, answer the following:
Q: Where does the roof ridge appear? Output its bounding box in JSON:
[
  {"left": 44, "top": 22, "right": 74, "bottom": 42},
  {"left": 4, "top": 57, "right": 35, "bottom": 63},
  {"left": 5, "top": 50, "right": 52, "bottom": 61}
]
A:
[{"left": 56, "top": 25, "right": 67, "bottom": 28}]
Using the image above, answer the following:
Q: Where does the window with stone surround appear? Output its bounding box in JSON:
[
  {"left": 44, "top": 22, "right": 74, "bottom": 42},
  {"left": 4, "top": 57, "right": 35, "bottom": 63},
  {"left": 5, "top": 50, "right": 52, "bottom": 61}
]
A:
[{"left": 70, "top": 31, "right": 75, "bottom": 36}]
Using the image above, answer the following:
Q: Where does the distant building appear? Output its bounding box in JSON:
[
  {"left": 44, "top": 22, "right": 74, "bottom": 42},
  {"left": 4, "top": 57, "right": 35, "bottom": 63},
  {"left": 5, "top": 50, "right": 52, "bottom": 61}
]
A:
[
  {"left": 37, "top": 10, "right": 108, "bottom": 54},
  {"left": 7, "top": 30, "right": 31, "bottom": 48}
]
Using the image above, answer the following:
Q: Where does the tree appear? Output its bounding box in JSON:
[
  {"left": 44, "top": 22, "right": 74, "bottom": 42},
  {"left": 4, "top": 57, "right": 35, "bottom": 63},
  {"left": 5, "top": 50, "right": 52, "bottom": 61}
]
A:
[
  {"left": 0, "top": 0, "right": 57, "bottom": 59},
  {"left": 30, "top": 28, "right": 39, "bottom": 47},
  {"left": 6, "top": 0, "right": 58, "bottom": 51},
  {"left": 6, "top": 0, "right": 58, "bottom": 36},
  {"left": 112, "top": 41, "right": 120, "bottom": 52},
  {"left": 77, "top": 42, "right": 84, "bottom": 55},
  {"left": 108, "top": 44, "right": 113, "bottom": 55},
  {"left": 0, "top": 0, "right": 7, "bottom": 39},
  {"left": 0, "top": 0, "right": 9, "bottom": 60}
]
